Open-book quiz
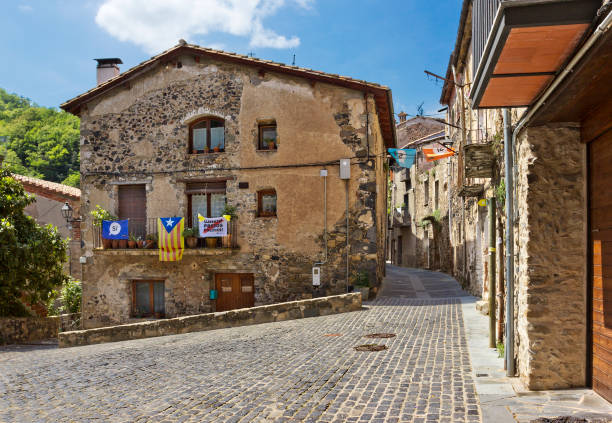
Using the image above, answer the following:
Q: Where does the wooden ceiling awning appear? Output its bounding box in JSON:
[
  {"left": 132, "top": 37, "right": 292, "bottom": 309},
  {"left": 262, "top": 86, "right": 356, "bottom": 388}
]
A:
[{"left": 470, "top": 0, "right": 601, "bottom": 109}]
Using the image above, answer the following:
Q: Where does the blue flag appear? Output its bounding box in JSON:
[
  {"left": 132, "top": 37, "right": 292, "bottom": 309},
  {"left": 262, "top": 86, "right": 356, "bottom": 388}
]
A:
[
  {"left": 102, "top": 219, "right": 129, "bottom": 239},
  {"left": 388, "top": 148, "right": 416, "bottom": 168}
]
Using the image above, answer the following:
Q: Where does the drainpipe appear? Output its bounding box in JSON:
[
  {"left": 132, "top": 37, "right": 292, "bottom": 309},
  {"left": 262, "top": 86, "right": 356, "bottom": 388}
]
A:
[
  {"left": 346, "top": 180, "right": 350, "bottom": 292},
  {"left": 488, "top": 197, "right": 496, "bottom": 349},
  {"left": 503, "top": 108, "right": 515, "bottom": 377},
  {"left": 315, "top": 169, "right": 328, "bottom": 268},
  {"left": 502, "top": 7, "right": 612, "bottom": 379}
]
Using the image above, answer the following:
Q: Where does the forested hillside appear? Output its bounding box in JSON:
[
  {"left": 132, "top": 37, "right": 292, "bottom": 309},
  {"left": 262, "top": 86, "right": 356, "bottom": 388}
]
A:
[{"left": 0, "top": 88, "right": 80, "bottom": 187}]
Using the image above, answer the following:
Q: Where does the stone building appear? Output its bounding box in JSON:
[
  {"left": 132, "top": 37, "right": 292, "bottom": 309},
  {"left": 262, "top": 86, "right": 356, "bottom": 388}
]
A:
[
  {"left": 387, "top": 115, "right": 451, "bottom": 271},
  {"left": 440, "top": 0, "right": 612, "bottom": 402},
  {"left": 13, "top": 174, "right": 82, "bottom": 280},
  {"left": 61, "top": 42, "right": 395, "bottom": 329}
]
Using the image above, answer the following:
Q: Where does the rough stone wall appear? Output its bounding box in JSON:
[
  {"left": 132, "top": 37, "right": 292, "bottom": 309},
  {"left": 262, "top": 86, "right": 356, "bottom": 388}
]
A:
[
  {"left": 78, "top": 54, "right": 385, "bottom": 328},
  {"left": 515, "top": 124, "right": 586, "bottom": 389},
  {"left": 0, "top": 317, "right": 59, "bottom": 344}
]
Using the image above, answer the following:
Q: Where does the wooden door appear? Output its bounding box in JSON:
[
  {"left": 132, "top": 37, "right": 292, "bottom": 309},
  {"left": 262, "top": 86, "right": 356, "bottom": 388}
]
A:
[
  {"left": 215, "top": 273, "right": 254, "bottom": 312},
  {"left": 118, "top": 184, "right": 147, "bottom": 237},
  {"left": 589, "top": 130, "right": 612, "bottom": 402}
]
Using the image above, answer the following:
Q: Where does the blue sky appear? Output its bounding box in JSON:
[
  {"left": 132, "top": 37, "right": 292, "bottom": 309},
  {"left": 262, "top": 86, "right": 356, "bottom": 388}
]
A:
[{"left": 0, "top": 0, "right": 461, "bottom": 117}]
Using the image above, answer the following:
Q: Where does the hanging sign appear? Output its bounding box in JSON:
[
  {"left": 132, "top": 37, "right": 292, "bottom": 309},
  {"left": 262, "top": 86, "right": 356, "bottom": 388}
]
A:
[
  {"left": 423, "top": 146, "right": 455, "bottom": 162},
  {"left": 198, "top": 214, "right": 228, "bottom": 237},
  {"left": 388, "top": 148, "right": 416, "bottom": 168}
]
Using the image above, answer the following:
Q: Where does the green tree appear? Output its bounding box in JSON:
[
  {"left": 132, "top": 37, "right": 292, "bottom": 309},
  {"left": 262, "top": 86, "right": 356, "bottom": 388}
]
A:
[
  {"left": 0, "top": 88, "right": 80, "bottom": 185},
  {"left": 0, "top": 168, "right": 68, "bottom": 316}
]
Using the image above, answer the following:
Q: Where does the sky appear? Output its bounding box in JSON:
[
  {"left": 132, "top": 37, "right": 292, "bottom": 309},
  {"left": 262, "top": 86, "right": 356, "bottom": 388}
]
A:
[{"left": 0, "top": 0, "right": 462, "bottom": 117}]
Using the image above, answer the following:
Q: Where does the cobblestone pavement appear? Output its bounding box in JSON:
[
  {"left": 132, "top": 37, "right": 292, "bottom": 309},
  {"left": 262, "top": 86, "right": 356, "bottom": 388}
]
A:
[{"left": 0, "top": 266, "right": 480, "bottom": 422}]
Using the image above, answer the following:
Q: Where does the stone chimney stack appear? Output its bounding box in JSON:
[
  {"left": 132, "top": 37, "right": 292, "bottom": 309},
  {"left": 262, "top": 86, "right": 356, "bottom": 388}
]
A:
[
  {"left": 398, "top": 111, "right": 407, "bottom": 123},
  {"left": 95, "top": 58, "right": 123, "bottom": 86}
]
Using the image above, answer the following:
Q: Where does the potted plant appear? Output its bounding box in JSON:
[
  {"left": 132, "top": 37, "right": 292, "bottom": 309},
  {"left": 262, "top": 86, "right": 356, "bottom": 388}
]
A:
[
  {"left": 204, "top": 146, "right": 210, "bottom": 154},
  {"left": 182, "top": 227, "right": 198, "bottom": 248},
  {"left": 352, "top": 270, "right": 371, "bottom": 301},
  {"left": 112, "top": 239, "right": 120, "bottom": 249},
  {"left": 137, "top": 237, "right": 146, "bottom": 248},
  {"left": 145, "top": 233, "right": 158, "bottom": 249},
  {"left": 213, "top": 146, "right": 220, "bottom": 153},
  {"left": 265, "top": 138, "right": 275, "bottom": 150},
  {"left": 90, "top": 205, "right": 116, "bottom": 249},
  {"left": 118, "top": 238, "right": 128, "bottom": 249},
  {"left": 128, "top": 234, "right": 138, "bottom": 248}
]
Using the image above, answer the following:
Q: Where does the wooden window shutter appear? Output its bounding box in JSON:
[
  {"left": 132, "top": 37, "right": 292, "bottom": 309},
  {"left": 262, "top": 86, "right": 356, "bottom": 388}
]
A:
[{"left": 118, "top": 185, "right": 147, "bottom": 220}]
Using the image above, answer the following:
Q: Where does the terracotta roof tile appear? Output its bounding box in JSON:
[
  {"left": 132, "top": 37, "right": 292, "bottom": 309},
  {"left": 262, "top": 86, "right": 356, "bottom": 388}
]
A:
[{"left": 13, "top": 174, "right": 81, "bottom": 200}]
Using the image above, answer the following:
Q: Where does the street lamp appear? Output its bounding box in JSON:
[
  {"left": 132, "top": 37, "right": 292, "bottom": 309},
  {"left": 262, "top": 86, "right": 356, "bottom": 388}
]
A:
[{"left": 61, "top": 202, "right": 73, "bottom": 222}]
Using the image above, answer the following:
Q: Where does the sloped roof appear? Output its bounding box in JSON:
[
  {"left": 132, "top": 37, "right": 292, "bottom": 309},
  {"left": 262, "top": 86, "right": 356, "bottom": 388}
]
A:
[
  {"left": 14, "top": 174, "right": 80, "bottom": 200},
  {"left": 61, "top": 42, "right": 396, "bottom": 148},
  {"left": 396, "top": 116, "right": 445, "bottom": 148}
]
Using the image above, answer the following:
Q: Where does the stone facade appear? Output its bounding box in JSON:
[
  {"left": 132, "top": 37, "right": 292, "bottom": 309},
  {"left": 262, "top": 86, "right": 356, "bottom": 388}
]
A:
[
  {"left": 514, "top": 125, "right": 586, "bottom": 389},
  {"left": 64, "top": 44, "right": 392, "bottom": 329},
  {"left": 388, "top": 117, "right": 452, "bottom": 272},
  {"left": 438, "top": 0, "right": 596, "bottom": 391}
]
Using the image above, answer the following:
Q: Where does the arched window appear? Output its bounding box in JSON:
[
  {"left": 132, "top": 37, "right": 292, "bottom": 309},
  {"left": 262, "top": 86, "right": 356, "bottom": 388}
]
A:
[{"left": 189, "top": 117, "right": 225, "bottom": 153}]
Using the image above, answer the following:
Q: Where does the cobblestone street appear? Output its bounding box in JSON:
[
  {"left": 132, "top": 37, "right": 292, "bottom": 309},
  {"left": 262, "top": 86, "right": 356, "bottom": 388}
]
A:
[{"left": 0, "top": 266, "right": 480, "bottom": 422}]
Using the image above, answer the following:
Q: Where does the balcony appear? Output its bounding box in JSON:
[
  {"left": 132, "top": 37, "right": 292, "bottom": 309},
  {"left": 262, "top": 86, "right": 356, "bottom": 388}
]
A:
[
  {"left": 92, "top": 217, "right": 238, "bottom": 250},
  {"left": 392, "top": 206, "right": 411, "bottom": 227},
  {"left": 471, "top": 0, "right": 600, "bottom": 108}
]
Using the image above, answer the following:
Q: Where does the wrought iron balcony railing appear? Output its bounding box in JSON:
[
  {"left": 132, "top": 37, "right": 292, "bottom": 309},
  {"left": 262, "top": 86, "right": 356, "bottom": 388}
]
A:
[{"left": 92, "top": 217, "right": 238, "bottom": 250}]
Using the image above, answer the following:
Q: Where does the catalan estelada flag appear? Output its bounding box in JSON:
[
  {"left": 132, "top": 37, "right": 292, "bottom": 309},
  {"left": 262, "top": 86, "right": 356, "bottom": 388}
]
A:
[
  {"left": 423, "top": 146, "right": 456, "bottom": 162},
  {"left": 157, "top": 217, "right": 184, "bottom": 261}
]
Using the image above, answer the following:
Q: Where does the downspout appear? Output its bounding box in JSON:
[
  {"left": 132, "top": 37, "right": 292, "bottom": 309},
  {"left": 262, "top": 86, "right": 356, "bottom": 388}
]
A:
[
  {"left": 503, "top": 7, "right": 612, "bottom": 378},
  {"left": 503, "top": 108, "right": 515, "bottom": 377},
  {"left": 346, "top": 179, "right": 350, "bottom": 292},
  {"left": 315, "top": 170, "right": 328, "bottom": 267}
]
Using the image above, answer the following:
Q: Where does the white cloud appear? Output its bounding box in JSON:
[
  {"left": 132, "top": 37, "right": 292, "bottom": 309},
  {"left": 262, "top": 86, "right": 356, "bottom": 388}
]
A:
[{"left": 95, "top": 0, "right": 311, "bottom": 54}]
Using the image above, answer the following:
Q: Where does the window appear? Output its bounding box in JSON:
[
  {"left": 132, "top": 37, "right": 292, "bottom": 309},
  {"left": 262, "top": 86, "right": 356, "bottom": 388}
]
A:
[
  {"left": 189, "top": 118, "right": 225, "bottom": 153},
  {"left": 424, "top": 180, "right": 429, "bottom": 206},
  {"left": 186, "top": 181, "right": 227, "bottom": 227},
  {"left": 132, "top": 280, "right": 164, "bottom": 318},
  {"left": 257, "top": 189, "right": 277, "bottom": 217},
  {"left": 118, "top": 184, "right": 146, "bottom": 238},
  {"left": 258, "top": 123, "right": 277, "bottom": 150}
]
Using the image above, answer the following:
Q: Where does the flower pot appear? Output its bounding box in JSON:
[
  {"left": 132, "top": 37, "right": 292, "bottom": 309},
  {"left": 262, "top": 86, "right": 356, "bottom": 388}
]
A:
[
  {"left": 186, "top": 236, "right": 198, "bottom": 248},
  {"left": 111, "top": 239, "right": 120, "bottom": 249},
  {"left": 128, "top": 240, "right": 137, "bottom": 249},
  {"left": 102, "top": 238, "right": 113, "bottom": 249},
  {"left": 268, "top": 141, "right": 275, "bottom": 150},
  {"left": 213, "top": 146, "right": 220, "bottom": 153},
  {"left": 118, "top": 239, "right": 128, "bottom": 249},
  {"left": 146, "top": 240, "right": 157, "bottom": 249},
  {"left": 138, "top": 240, "right": 146, "bottom": 248},
  {"left": 205, "top": 237, "right": 217, "bottom": 248},
  {"left": 359, "top": 287, "right": 370, "bottom": 301}
]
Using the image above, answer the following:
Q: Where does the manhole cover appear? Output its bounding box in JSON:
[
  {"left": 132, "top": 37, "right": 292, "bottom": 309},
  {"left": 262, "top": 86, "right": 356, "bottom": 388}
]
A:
[
  {"left": 354, "top": 344, "right": 388, "bottom": 352},
  {"left": 364, "top": 333, "right": 396, "bottom": 339}
]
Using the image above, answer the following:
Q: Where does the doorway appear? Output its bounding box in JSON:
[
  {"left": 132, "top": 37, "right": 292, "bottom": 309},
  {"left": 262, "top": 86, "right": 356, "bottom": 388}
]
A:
[{"left": 215, "top": 273, "right": 255, "bottom": 312}]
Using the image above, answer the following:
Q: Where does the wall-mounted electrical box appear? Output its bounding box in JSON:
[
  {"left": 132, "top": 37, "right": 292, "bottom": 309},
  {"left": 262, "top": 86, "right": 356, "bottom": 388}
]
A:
[
  {"left": 79, "top": 256, "right": 87, "bottom": 264},
  {"left": 312, "top": 266, "right": 321, "bottom": 286},
  {"left": 340, "top": 159, "right": 350, "bottom": 179},
  {"left": 320, "top": 169, "right": 328, "bottom": 177}
]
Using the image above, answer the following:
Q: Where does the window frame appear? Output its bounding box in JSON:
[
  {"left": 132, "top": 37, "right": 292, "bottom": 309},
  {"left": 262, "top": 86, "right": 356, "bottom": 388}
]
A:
[
  {"left": 131, "top": 280, "right": 165, "bottom": 318},
  {"left": 257, "top": 189, "right": 277, "bottom": 217},
  {"left": 258, "top": 124, "right": 277, "bottom": 151},
  {"left": 186, "top": 182, "right": 227, "bottom": 228},
  {"left": 189, "top": 117, "right": 225, "bottom": 154}
]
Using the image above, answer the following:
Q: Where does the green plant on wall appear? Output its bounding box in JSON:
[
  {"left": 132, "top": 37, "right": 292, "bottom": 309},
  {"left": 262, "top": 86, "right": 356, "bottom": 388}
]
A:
[
  {"left": 496, "top": 179, "right": 506, "bottom": 208},
  {"left": 90, "top": 205, "right": 116, "bottom": 226},
  {"left": 351, "top": 270, "right": 370, "bottom": 288}
]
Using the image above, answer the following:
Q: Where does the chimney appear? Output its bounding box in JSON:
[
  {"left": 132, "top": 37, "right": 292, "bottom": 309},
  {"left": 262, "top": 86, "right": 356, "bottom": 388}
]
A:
[
  {"left": 95, "top": 58, "right": 123, "bottom": 85},
  {"left": 398, "top": 111, "right": 407, "bottom": 123}
]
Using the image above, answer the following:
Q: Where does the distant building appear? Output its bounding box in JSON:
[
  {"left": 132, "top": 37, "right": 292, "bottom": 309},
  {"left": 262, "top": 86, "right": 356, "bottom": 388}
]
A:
[{"left": 13, "top": 174, "right": 82, "bottom": 280}]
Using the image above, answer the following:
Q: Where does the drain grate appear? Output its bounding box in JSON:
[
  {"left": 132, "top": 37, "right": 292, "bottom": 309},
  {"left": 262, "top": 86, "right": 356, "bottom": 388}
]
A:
[
  {"left": 354, "top": 344, "right": 388, "bottom": 352},
  {"left": 364, "top": 333, "right": 396, "bottom": 339}
]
